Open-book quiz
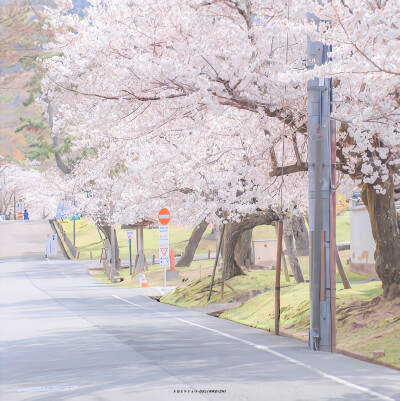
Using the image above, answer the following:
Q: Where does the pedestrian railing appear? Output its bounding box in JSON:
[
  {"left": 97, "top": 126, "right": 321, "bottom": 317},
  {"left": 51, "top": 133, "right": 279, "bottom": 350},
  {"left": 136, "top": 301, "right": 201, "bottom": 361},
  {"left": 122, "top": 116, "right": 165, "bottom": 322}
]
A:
[{"left": 52, "top": 219, "right": 77, "bottom": 259}]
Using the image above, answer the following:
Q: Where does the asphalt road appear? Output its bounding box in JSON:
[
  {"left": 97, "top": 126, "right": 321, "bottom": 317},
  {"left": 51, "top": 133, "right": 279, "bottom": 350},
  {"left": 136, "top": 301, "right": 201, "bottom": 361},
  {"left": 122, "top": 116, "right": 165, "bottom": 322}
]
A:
[{"left": 1, "top": 220, "right": 399, "bottom": 401}]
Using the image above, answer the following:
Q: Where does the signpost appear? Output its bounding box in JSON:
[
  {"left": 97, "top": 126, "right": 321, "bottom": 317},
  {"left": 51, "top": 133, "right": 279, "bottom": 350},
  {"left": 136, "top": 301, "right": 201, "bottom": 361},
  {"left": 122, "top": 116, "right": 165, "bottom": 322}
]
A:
[
  {"left": 45, "top": 234, "right": 51, "bottom": 257},
  {"left": 70, "top": 215, "right": 81, "bottom": 250},
  {"left": 158, "top": 208, "right": 170, "bottom": 287},
  {"left": 126, "top": 231, "right": 134, "bottom": 275},
  {"left": 17, "top": 202, "right": 23, "bottom": 220},
  {"left": 158, "top": 208, "right": 170, "bottom": 225}
]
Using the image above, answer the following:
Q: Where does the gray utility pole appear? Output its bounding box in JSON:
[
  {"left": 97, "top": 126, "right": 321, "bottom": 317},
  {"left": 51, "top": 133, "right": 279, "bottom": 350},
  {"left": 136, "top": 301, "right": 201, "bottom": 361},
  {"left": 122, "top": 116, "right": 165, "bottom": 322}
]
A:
[{"left": 307, "top": 13, "right": 337, "bottom": 352}]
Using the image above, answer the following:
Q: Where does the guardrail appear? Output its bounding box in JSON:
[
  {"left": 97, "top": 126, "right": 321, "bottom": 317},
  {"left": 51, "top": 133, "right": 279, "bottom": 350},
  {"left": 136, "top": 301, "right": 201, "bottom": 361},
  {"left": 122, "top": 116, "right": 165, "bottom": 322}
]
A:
[{"left": 52, "top": 219, "right": 76, "bottom": 259}]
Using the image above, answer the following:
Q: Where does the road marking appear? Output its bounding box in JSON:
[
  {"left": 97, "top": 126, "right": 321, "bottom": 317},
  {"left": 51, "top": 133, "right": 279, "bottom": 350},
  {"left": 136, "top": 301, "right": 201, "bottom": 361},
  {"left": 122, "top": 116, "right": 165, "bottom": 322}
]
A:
[
  {"left": 112, "top": 293, "right": 395, "bottom": 401},
  {"left": 17, "top": 385, "right": 77, "bottom": 392},
  {"left": 112, "top": 294, "right": 154, "bottom": 310}
]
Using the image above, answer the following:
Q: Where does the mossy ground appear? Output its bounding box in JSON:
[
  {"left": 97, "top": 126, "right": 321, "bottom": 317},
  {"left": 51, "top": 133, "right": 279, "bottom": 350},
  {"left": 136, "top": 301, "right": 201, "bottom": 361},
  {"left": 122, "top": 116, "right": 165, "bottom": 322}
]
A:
[{"left": 85, "top": 215, "right": 400, "bottom": 367}]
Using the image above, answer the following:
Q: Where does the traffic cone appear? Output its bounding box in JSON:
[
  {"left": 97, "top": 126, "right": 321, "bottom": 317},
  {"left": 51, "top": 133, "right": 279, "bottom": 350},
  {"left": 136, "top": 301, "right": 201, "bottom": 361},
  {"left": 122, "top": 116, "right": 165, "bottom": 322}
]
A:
[
  {"left": 170, "top": 249, "right": 176, "bottom": 270},
  {"left": 139, "top": 271, "right": 149, "bottom": 288}
]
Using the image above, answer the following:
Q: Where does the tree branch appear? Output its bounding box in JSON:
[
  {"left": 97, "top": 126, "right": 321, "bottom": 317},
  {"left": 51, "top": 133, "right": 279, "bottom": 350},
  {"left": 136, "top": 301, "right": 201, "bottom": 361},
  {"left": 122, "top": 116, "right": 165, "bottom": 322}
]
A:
[{"left": 269, "top": 162, "right": 308, "bottom": 177}]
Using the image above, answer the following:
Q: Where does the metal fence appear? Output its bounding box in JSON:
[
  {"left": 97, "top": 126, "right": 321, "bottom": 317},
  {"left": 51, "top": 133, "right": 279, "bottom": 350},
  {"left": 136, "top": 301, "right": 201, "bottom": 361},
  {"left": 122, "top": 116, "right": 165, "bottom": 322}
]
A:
[{"left": 52, "top": 219, "right": 76, "bottom": 259}]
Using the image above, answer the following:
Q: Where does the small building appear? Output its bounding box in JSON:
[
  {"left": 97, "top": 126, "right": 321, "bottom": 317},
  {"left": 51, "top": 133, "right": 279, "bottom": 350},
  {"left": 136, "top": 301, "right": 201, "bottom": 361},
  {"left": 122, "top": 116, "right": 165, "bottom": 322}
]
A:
[
  {"left": 349, "top": 192, "right": 377, "bottom": 277},
  {"left": 252, "top": 239, "right": 278, "bottom": 269}
]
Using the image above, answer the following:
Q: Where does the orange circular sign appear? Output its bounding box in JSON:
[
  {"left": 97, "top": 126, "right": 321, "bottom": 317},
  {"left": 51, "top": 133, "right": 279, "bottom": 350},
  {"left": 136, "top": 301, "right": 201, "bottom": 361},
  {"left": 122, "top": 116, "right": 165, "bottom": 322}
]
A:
[
  {"left": 18, "top": 212, "right": 23, "bottom": 219},
  {"left": 158, "top": 208, "right": 170, "bottom": 225}
]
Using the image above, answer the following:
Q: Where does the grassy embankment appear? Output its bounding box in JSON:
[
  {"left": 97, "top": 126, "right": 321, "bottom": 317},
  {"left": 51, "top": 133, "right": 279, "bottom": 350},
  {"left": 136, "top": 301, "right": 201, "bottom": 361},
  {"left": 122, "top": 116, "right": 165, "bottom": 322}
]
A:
[
  {"left": 161, "top": 261, "right": 400, "bottom": 367},
  {"left": 159, "top": 216, "right": 400, "bottom": 368},
  {"left": 61, "top": 216, "right": 400, "bottom": 367}
]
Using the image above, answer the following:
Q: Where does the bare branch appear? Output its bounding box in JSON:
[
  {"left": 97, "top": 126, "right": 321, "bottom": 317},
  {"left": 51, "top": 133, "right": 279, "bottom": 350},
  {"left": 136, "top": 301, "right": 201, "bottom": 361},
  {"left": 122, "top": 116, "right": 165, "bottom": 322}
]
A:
[{"left": 269, "top": 162, "right": 308, "bottom": 177}]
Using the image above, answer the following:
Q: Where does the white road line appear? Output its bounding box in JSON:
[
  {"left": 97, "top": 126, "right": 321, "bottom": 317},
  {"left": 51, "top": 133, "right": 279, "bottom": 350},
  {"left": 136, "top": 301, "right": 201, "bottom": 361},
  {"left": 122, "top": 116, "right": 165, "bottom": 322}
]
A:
[
  {"left": 112, "top": 294, "right": 154, "bottom": 310},
  {"left": 112, "top": 293, "right": 395, "bottom": 401}
]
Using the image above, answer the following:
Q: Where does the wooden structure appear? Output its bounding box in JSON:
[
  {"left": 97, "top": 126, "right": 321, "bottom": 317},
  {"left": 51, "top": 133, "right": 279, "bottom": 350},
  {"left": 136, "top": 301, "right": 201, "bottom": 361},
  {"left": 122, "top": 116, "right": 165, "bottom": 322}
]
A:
[{"left": 121, "top": 219, "right": 156, "bottom": 275}]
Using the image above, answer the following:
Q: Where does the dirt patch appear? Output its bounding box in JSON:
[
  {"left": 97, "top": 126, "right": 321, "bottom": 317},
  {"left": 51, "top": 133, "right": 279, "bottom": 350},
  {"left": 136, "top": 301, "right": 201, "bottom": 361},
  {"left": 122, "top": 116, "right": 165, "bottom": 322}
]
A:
[
  {"left": 88, "top": 267, "right": 104, "bottom": 275},
  {"left": 194, "top": 302, "right": 243, "bottom": 316},
  {"left": 247, "top": 264, "right": 274, "bottom": 271},
  {"left": 337, "top": 296, "right": 400, "bottom": 328}
]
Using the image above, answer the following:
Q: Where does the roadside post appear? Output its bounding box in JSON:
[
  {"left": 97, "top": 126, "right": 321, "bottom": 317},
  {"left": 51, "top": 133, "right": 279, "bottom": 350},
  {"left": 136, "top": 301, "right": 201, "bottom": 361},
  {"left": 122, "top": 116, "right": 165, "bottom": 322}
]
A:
[
  {"left": 73, "top": 216, "right": 76, "bottom": 249},
  {"left": 45, "top": 234, "right": 51, "bottom": 257},
  {"left": 275, "top": 220, "right": 284, "bottom": 335},
  {"left": 70, "top": 215, "right": 81, "bottom": 258},
  {"left": 17, "top": 202, "right": 23, "bottom": 220},
  {"left": 126, "top": 231, "right": 134, "bottom": 275},
  {"left": 158, "top": 208, "right": 170, "bottom": 288},
  {"left": 50, "top": 233, "right": 58, "bottom": 256},
  {"left": 307, "top": 12, "right": 336, "bottom": 352}
]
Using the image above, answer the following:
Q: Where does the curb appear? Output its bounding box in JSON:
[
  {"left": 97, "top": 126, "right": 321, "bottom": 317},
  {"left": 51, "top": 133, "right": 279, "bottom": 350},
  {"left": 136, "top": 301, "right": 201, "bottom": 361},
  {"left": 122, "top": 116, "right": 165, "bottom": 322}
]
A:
[
  {"left": 277, "top": 330, "right": 399, "bottom": 371},
  {"left": 335, "top": 347, "right": 400, "bottom": 372}
]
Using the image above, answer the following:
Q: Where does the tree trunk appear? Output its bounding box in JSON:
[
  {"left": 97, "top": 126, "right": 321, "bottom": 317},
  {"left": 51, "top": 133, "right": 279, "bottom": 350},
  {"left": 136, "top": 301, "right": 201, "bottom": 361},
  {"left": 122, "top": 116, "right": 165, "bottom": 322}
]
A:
[
  {"left": 222, "top": 210, "right": 279, "bottom": 280},
  {"left": 99, "top": 225, "right": 121, "bottom": 270},
  {"left": 176, "top": 220, "right": 208, "bottom": 267},
  {"left": 361, "top": 180, "right": 400, "bottom": 299},
  {"left": 47, "top": 99, "right": 72, "bottom": 174},
  {"left": 283, "top": 215, "right": 305, "bottom": 283},
  {"left": 204, "top": 225, "right": 218, "bottom": 240},
  {"left": 234, "top": 229, "right": 252, "bottom": 266},
  {"left": 217, "top": 224, "right": 224, "bottom": 263},
  {"left": 291, "top": 213, "right": 309, "bottom": 256}
]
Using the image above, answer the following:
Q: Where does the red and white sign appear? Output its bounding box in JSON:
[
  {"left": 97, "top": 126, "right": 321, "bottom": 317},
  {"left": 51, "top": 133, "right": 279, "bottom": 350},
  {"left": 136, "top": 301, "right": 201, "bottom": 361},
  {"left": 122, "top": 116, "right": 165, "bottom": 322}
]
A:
[
  {"left": 159, "top": 225, "right": 170, "bottom": 269},
  {"left": 158, "top": 208, "right": 170, "bottom": 225}
]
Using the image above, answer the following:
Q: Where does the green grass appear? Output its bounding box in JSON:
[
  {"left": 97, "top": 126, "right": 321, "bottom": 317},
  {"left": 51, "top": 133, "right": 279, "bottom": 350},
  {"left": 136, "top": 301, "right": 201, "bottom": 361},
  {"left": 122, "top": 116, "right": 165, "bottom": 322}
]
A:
[
  {"left": 91, "top": 259, "right": 215, "bottom": 289},
  {"left": 162, "top": 269, "right": 277, "bottom": 308},
  {"left": 61, "top": 215, "right": 351, "bottom": 261},
  {"left": 85, "top": 211, "right": 399, "bottom": 368},
  {"left": 161, "top": 270, "right": 399, "bottom": 367},
  {"left": 160, "top": 251, "right": 365, "bottom": 311},
  {"left": 336, "top": 215, "right": 350, "bottom": 243},
  {"left": 58, "top": 218, "right": 217, "bottom": 260},
  {"left": 219, "top": 280, "right": 400, "bottom": 369}
]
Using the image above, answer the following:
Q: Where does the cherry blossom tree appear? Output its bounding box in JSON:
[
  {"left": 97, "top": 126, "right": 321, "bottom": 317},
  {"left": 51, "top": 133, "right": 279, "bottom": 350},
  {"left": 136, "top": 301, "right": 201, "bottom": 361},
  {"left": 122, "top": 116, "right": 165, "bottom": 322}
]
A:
[
  {"left": 38, "top": 0, "right": 399, "bottom": 295},
  {"left": 0, "top": 162, "right": 63, "bottom": 219}
]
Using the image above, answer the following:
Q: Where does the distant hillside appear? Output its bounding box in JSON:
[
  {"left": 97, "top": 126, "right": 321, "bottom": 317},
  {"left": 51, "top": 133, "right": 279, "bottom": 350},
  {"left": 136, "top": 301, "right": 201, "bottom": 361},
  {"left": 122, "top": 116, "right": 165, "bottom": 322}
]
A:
[{"left": 0, "top": 0, "right": 89, "bottom": 164}]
